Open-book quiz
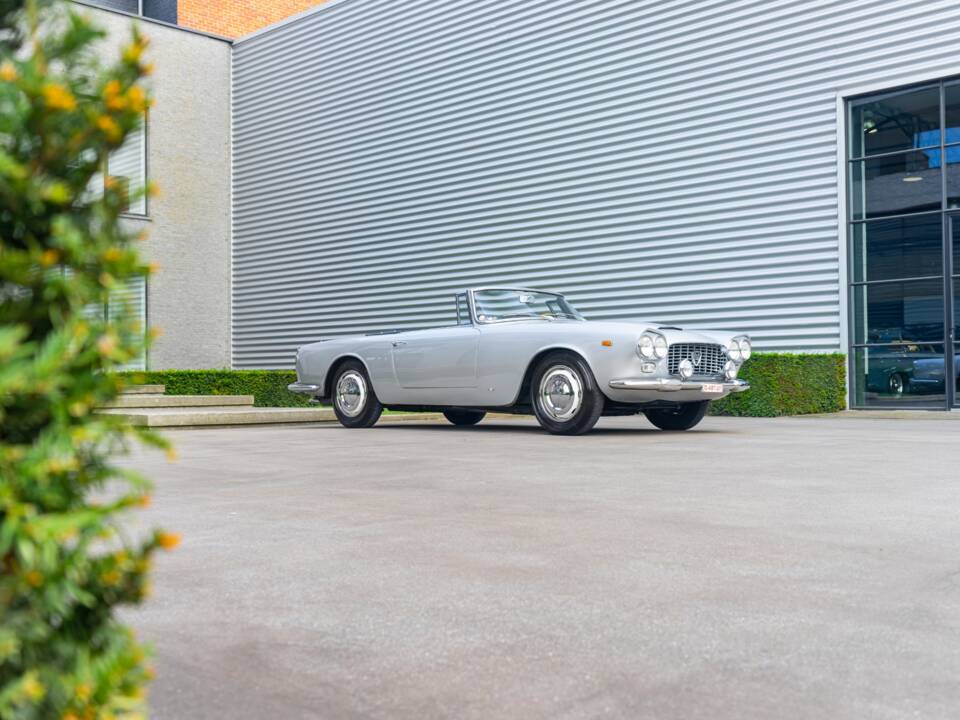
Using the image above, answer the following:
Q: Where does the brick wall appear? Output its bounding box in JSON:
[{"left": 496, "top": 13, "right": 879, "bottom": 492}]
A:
[{"left": 177, "top": 0, "right": 326, "bottom": 38}]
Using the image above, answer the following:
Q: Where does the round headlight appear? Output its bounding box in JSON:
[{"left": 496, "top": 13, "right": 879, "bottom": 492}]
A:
[
  {"left": 738, "top": 337, "right": 752, "bottom": 361},
  {"left": 724, "top": 360, "right": 738, "bottom": 380},
  {"left": 678, "top": 358, "right": 695, "bottom": 379},
  {"left": 653, "top": 335, "right": 668, "bottom": 359},
  {"left": 638, "top": 335, "right": 655, "bottom": 358},
  {"left": 727, "top": 342, "right": 742, "bottom": 363}
]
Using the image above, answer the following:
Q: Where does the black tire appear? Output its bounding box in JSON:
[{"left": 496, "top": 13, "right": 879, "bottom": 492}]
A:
[
  {"left": 529, "top": 351, "right": 604, "bottom": 435},
  {"left": 331, "top": 361, "right": 383, "bottom": 428},
  {"left": 443, "top": 409, "right": 486, "bottom": 426},
  {"left": 888, "top": 372, "right": 907, "bottom": 396},
  {"left": 645, "top": 401, "right": 709, "bottom": 431}
]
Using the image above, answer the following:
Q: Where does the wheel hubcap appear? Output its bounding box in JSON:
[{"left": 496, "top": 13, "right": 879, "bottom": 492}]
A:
[
  {"left": 890, "top": 374, "right": 904, "bottom": 395},
  {"left": 336, "top": 371, "right": 367, "bottom": 417},
  {"left": 538, "top": 365, "right": 583, "bottom": 421}
]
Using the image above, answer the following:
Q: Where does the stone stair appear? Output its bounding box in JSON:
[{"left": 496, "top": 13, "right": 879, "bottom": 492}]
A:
[{"left": 98, "top": 384, "right": 336, "bottom": 428}]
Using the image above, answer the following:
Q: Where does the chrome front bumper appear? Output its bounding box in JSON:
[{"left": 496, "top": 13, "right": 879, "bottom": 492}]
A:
[
  {"left": 288, "top": 382, "right": 321, "bottom": 396},
  {"left": 608, "top": 378, "right": 750, "bottom": 393}
]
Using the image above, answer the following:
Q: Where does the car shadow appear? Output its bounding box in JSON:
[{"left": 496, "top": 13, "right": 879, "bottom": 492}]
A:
[{"left": 373, "top": 422, "right": 730, "bottom": 435}]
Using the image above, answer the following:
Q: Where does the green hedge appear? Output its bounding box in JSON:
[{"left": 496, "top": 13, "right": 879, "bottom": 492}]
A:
[
  {"left": 119, "top": 353, "right": 847, "bottom": 416},
  {"left": 709, "top": 353, "right": 846, "bottom": 417},
  {"left": 116, "top": 370, "right": 310, "bottom": 407}
]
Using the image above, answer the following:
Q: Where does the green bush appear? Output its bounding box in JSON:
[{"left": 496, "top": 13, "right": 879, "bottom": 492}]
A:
[
  {"left": 710, "top": 352, "right": 847, "bottom": 417},
  {"left": 122, "top": 354, "right": 847, "bottom": 417},
  {"left": 117, "top": 369, "right": 310, "bottom": 407},
  {"left": 0, "top": 2, "right": 170, "bottom": 718}
]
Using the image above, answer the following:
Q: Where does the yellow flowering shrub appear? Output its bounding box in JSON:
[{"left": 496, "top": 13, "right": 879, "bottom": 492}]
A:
[{"left": 0, "top": 1, "right": 173, "bottom": 717}]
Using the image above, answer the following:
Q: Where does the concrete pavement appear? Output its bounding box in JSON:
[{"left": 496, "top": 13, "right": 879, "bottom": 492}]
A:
[{"left": 120, "top": 414, "right": 960, "bottom": 719}]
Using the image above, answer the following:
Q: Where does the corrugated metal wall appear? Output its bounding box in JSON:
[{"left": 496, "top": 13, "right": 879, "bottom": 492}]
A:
[{"left": 232, "top": 0, "right": 960, "bottom": 369}]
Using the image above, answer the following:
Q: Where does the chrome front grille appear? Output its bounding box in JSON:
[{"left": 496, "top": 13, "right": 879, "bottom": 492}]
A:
[{"left": 667, "top": 343, "right": 725, "bottom": 377}]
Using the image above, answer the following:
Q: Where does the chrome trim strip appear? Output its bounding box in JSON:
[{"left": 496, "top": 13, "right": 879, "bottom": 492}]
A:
[
  {"left": 608, "top": 379, "right": 751, "bottom": 393},
  {"left": 287, "top": 382, "right": 321, "bottom": 396}
]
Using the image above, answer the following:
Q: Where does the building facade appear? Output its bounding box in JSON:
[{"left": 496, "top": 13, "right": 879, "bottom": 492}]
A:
[
  {"left": 87, "top": 5, "right": 232, "bottom": 369},
  {"left": 86, "top": 0, "right": 960, "bottom": 409}
]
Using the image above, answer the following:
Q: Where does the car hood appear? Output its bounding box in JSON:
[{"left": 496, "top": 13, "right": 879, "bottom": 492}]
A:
[{"left": 577, "top": 319, "right": 742, "bottom": 346}]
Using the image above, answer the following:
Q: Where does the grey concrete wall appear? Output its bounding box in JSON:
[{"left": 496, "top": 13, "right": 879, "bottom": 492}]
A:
[{"left": 86, "top": 6, "right": 232, "bottom": 369}]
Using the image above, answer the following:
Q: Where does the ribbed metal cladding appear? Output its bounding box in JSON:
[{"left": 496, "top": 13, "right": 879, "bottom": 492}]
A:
[{"left": 232, "top": 0, "right": 960, "bottom": 368}]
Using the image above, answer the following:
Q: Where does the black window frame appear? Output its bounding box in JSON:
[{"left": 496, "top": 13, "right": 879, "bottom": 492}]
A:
[{"left": 846, "top": 78, "right": 960, "bottom": 409}]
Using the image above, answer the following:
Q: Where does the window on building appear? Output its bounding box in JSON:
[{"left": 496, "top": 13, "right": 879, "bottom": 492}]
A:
[
  {"left": 107, "top": 123, "right": 147, "bottom": 215},
  {"left": 81, "top": 275, "right": 148, "bottom": 371},
  {"left": 80, "top": 1, "right": 178, "bottom": 24},
  {"left": 85, "top": 0, "right": 140, "bottom": 13},
  {"left": 848, "top": 81, "right": 960, "bottom": 409}
]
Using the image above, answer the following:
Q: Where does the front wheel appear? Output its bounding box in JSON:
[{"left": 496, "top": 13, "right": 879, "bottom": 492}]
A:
[
  {"left": 443, "top": 409, "right": 486, "bottom": 426},
  {"left": 888, "top": 372, "right": 907, "bottom": 396},
  {"left": 331, "top": 361, "right": 383, "bottom": 428},
  {"left": 530, "top": 351, "right": 604, "bottom": 435},
  {"left": 644, "top": 401, "right": 709, "bottom": 431}
]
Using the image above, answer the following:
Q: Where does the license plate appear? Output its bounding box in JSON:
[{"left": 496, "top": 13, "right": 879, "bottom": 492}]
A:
[{"left": 701, "top": 383, "right": 724, "bottom": 394}]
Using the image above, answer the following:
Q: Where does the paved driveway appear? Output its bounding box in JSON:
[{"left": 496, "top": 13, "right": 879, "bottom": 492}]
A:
[{"left": 122, "top": 414, "right": 960, "bottom": 720}]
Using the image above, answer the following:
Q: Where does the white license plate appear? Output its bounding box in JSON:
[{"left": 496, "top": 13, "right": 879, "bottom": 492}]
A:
[{"left": 701, "top": 383, "right": 724, "bottom": 394}]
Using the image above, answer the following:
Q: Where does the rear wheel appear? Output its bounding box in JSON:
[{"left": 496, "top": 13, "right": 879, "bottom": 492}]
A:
[
  {"left": 443, "top": 409, "right": 486, "bottom": 426},
  {"left": 530, "top": 351, "right": 604, "bottom": 435},
  {"left": 331, "top": 361, "right": 383, "bottom": 428},
  {"left": 644, "top": 401, "right": 709, "bottom": 431}
]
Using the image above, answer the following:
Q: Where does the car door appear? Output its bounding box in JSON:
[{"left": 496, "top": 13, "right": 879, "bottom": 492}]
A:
[{"left": 391, "top": 326, "right": 480, "bottom": 389}]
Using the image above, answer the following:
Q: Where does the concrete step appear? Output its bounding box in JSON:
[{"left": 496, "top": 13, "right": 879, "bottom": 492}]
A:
[
  {"left": 101, "top": 394, "right": 255, "bottom": 409},
  {"left": 120, "top": 384, "right": 166, "bottom": 395},
  {"left": 95, "top": 407, "right": 448, "bottom": 428},
  {"left": 97, "top": 405, "right": 334, "bottom": 427}
]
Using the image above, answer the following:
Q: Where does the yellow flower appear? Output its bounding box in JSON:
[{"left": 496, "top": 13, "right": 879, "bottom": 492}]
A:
[
  {"left": 96, "top": 334, "right": 117, "bottom": 356},
  {"left": 123, "top": 40, "right": 146, "bottom": 64},
  {"left": 103, "top": 79, "right": 122, "bottom": 98},
  {"left": 0, "top": 61, "right": 17, "bottom": 82},
  {"left": 136, "top": 494, "right": 152, "bottom": 508},
  {"left": 75, "top": 682, "right": 92, "bottom": 702},
  {"left": 100, "top": 570, "right": 121, "bottom": 586},
  {"left": 156, "top": 531, "right": 181, "bottom": 550},
  {"left": 39, "top": 248, "right": 60, "bottom": 267},
  {"left": 68, "top": 402, "right": 88, "bottom": 417},
  {"left": 127, "top": 85, "right": 148, "bottom": 113},
  {"left": 105, "top": 94, "right": 127, "bottom": 112},
  {"left": 42, "top": 83, "right": 77, "bottom": 111},
  {"left": 147, "top": 260, "right": 161, "bottom": 274},
  {"left": 148, "top": 325, "right": 163, "bottom": 340},
  {"left": 96, "top": 115, "right": 122, "bottom": 141},
  {"left": 103, "top": 247, "right": 123, "bottom": 262},
  {"left": 22, "top": 674, "right": 44, "bottom": 701},
  {"left": 25, "top": 570, "right": 43, "bottom": 588},
  {"left": 165, "top": 446, "right": 178, "bottom": 462}
]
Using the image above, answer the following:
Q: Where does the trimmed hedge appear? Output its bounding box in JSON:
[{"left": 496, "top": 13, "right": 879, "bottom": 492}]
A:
[
  {"left": 119, "top": 353, "right": 847, "bottom": 416},
  {"left": 709, "top": 353, "right": 846, "bottom": 417},
  {"left": 116, "top": 370, "right": 310, "bottom": 407}
]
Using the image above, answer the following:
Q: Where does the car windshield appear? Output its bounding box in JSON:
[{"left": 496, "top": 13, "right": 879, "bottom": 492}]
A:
[{"left": 472, "top": 289, "right": 584, "bottom": 323}]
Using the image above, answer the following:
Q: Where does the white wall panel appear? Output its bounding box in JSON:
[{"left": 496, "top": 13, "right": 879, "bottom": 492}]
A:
[{"left": 232, "top": 0, "right": 960, "bottom": 368}]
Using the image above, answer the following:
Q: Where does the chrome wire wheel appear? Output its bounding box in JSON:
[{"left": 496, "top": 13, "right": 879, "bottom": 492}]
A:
[
  {"left": 537, "top": 365, "right": 583, "bottom": 421},
  {"left": 335, "top": 370, "right": 367, "bottom": 418}
]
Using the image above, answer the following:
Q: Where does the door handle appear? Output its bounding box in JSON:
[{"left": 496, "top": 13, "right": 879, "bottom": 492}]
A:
[{"left": 392, "top": 341, "right": 407, "bottom": 347}]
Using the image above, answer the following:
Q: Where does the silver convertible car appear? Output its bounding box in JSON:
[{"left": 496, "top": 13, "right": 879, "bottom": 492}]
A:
[{"left": 289, "top": 288, "right": 751, "bottom": 435}]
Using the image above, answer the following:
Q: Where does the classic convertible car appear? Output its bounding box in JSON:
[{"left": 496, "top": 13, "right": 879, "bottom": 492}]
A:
[{"left": 289, "top": 288, "right": 751, "bottom": 435}]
